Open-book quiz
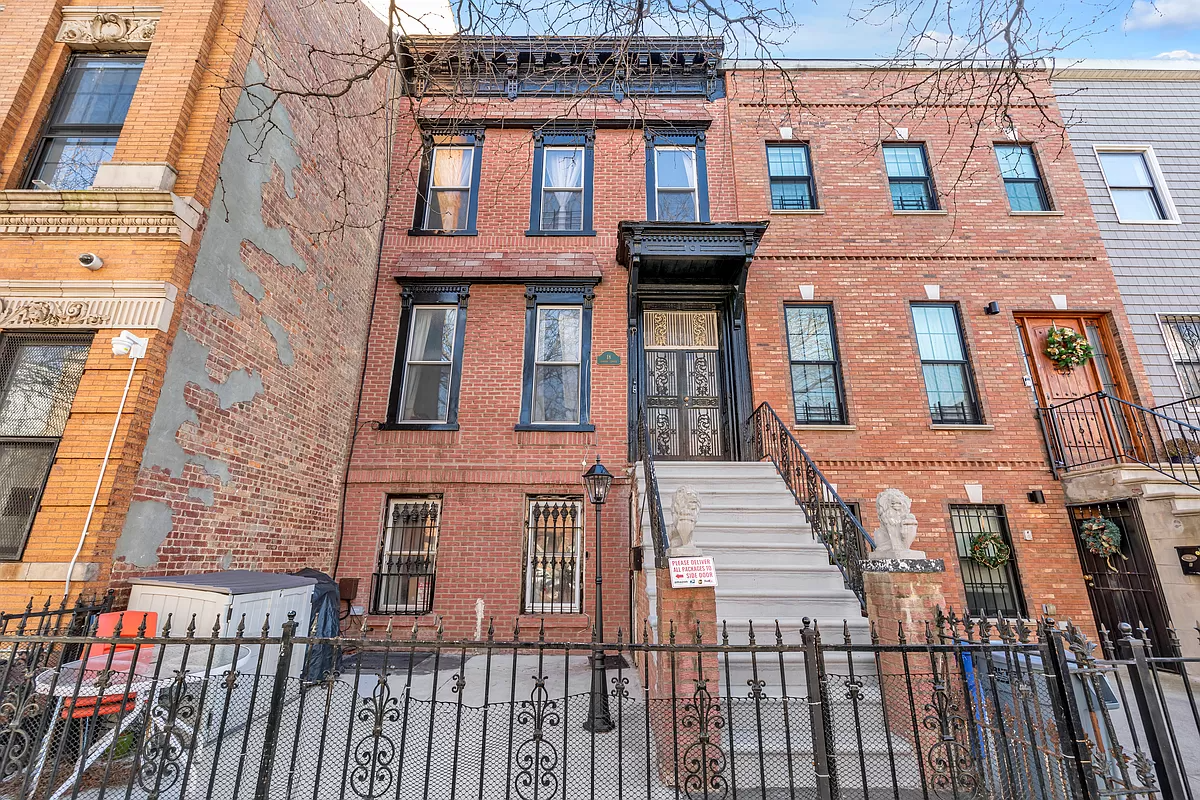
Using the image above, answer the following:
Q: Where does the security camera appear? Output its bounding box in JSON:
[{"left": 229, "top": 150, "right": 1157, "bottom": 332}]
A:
[{"left": 78, "top": 253, "right": 103, "bottom": 270}]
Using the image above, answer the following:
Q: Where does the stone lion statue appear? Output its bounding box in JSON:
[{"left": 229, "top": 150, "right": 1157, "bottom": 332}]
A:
[
  {"left": 869, "top": 488, "right": 925, "bottom": 560},
  {"left": 669, "top": 485, "right": 702, "bottom": 556}
]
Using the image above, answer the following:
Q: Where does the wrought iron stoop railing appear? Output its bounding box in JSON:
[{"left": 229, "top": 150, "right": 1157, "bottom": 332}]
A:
[
  {"left": 0, "top": 607, "right": 1195, "bottom": 800},
  {"left": 1038, "top": 391, "right": 1200, "bottom": 491},
  {"left": 635, "top": 407, "right": 670, "bottom": 569},
  {"left": 750, "top": 402, "right": 876, "bottom": 608}
]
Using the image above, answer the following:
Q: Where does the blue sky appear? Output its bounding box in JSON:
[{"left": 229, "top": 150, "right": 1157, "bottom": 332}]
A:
[{"left": 777, "top": 0, "right": 1200, "bottom": 60}]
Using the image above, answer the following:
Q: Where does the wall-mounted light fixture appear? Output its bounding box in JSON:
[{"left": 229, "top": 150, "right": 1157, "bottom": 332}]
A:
[{"left": 985, "top": 301, "right": 1001, "bottom": 315}]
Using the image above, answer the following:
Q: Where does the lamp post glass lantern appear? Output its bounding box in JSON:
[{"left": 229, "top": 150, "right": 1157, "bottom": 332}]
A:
[{"left": 582, "top": 456, "right": 614, "bottom": 733}]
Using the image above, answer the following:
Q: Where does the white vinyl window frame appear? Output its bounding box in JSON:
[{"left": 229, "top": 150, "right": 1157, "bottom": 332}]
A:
[
  {"left": 654, "top": 145, "right": 699, "bottom": 222},
  {"left": 522, "top": 497, "right": 584, "bottom": 614},
  {"left": 1093, "top": 144, "right": 1180, "bottom": 225}
]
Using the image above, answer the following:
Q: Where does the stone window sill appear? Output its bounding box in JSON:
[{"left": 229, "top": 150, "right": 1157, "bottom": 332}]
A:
[
  {"left": 1009, "top": 210, "right": 1064, "bottom": 217},
  {"left": 793, "top": 424, "right": 856, "bottom": 431},
  {"left": 892, "top": 209, "right": 948, "bottom": 216},
  {"left": 930, "top": 424, "right": 995, "bottom": 431},
  {"left": 770, "top": 209, "right": 825, "bottom": 215}
]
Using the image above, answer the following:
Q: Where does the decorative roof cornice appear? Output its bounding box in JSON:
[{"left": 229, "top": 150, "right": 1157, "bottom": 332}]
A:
[
  {"left": 400, "top": 35, "right": 723, "bottom": 101},
  {"left": 616, "top": 220, "right": 768, "bottom": 267},
  {"left": 56, "top": 6, "right": 161, "bottom": 50}
]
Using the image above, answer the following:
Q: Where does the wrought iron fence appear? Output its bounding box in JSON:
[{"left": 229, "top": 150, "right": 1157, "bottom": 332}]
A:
[
  {"left": 750, "top": 401, "right": 876, "bottom": 609},
  {"left": 0, "top": 606, "right": 1194, "bottom": 800},
  {"left": 1038, "top": 390, "right": 1200, "bottom": 490}
]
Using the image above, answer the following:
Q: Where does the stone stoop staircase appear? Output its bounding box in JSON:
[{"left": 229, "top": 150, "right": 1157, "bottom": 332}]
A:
[{"left": 634, "top": 461, "right": 918, "bottom": 792}]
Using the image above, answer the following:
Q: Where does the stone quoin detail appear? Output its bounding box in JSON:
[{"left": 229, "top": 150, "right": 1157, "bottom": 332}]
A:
[{"left": 56, "top": 8, "right": 161, "bottom": 49}]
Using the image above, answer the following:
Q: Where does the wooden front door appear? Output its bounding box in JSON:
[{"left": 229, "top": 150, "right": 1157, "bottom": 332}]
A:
[
  {"left": 643, "top": 309, "right": 726, "bottom": 460},
  {"left": 1018, "top": 315, "right": 1121, "bottom": 466}
]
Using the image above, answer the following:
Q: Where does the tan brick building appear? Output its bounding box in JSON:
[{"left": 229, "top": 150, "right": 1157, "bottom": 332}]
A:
[{"left": 0, "top": 0, "right": 388, "bottom": 607}]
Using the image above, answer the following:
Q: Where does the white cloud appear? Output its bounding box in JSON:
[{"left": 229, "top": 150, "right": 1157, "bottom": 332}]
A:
[
  {"left": 1125, "top": 0, "right": 1200, "bottom": 31},
  {"left": 910, "top": 30, "right": 971, "bottom": 58},
  {"left": 362, "top": 0, "right": 456, "bottom": 34},
  {"left": 1155, "top": 49, "right": 1200, "bottom": 59}
]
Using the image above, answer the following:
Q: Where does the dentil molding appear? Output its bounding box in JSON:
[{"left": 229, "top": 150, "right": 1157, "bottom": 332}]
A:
[
  {"left": 0, "top": 190, "right": 204, "bottom": 243},
  {"left": 0, "top": 280, "right": 178, "bottom": 331},
  {"left": 56, "top": 6, "right": 161, "bottom": 50}
]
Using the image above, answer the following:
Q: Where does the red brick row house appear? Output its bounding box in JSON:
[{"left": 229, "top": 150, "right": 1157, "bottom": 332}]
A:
[{"left": 336, "top": 37, "right": 1154, "bottom": 644}]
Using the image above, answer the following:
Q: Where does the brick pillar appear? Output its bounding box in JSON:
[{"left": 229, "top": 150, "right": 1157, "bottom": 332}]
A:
[
  {"left": 647, "top": 571, "right": 721, "bottom": 788},
  {"left": 862, "top": 559, "right": 948, "bottom": 759},
  {"left": 862, "top": 560, "right": 948, "bottom": 645}
]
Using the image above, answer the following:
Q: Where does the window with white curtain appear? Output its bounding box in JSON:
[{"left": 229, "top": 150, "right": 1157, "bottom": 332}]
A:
[
  {"left": 399, "top": 306, "right": 460, "bottom": 422},
  {"left": 424, "top": 146, "right": 475, "bottom": 231},
  {"left": 532, "top": 307, "right": 583, "bottom": 423},
  {"left": 540, "top": 147, "right": 584, "bottom": 231}
]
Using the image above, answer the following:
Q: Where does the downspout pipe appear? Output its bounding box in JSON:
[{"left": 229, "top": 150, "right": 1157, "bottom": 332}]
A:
[{"left": 64, "top": 331, "right": 148, "bottom": 598}]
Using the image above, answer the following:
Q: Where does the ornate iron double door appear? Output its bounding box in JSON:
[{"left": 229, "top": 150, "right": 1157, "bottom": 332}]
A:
[{"left": 643, "top": 309, "right": 726, "bottom": 460}]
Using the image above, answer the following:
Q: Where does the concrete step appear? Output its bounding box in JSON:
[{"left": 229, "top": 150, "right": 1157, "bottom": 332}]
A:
[
  {"left": 636, "top": 460, "right": 867, "bottom": 664},
  {"left": 716, "top": 589, "right": 866, "bottom": 621}
]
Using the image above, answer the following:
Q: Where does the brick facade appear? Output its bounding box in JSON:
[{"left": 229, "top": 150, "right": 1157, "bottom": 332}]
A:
[
  {"left": 0, "top": 0, "right": 387, "bottom": 607},
  {"left": 339, "top": 55, "right": 1133, "bottom": 638}
]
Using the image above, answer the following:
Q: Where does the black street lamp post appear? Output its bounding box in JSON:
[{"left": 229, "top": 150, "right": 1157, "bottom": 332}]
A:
[{"left": 582, "top": 455, "right": 614, "bottom": 733}]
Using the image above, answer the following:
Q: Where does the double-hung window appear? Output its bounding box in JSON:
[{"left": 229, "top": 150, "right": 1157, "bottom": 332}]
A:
[
  {"left": 645, "top": 130, "right": 709, "bottom": 222},
  {"left": 518, "top": 285, "right": 594, "bottom": 431},
  {"left": 0, "top": 334, "right": 91, "bottom": 560},
  {"left": 412, "top": 129, "right": 484, "bottom": 234},
  {"left": 884, "top": 143, "right": 937, "bottom": 211},
  {"left": 767, "top": 144, "right": 817, "bottom": 210},
  {"left": 995, "top": 144, "right": 1050, "bottom": 211},
  {"left": 951, "top": 505, "right": 1026, "bottom": 618},
  {"left": 529, "top": 131, "right": 594, "bottom": 235},
  {"left": 372, "top": 497, "right": 441, "bottom": 615},
  {"left": 1162, "top": 315, "right": 1200, "bottom": 398},
  {"left": 387, "top": 286, "right": 468, "bottom": 428},
  {"left": 27, "top": 56, "right": 144, "bottom": 190},
  {"left": 523, "top": 497, "right": 584, "bottom": 614},
  {"left": 785, "top": 305, "right": 846, "bottom": 424},
  {"left": 911, "top": 304, "right": 981, "bottom": 424},
  {"left": 1096, "top": 149, "right": 1175, "bottom": 222}
]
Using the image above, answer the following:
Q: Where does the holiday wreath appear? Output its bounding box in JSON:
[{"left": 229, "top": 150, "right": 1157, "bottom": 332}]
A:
[
  {"left": 968, "top": 529, "right": 1011, "bottom": 569},
  {"left": 1044, "top": 326, "right": 1094, "bottom": 372},
  {"left": 1079, "top": 516, "right": 1127, "bottom": 571}
]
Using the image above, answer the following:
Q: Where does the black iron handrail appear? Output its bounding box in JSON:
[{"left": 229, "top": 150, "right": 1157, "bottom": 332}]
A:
[
  {"left": 1038, "top": 390, "right": 1200, "bottom": 490},
  {"left": 1155, "top": 393, "right": 1200, "bottom": 429},
  {"left": 634, "top": 408, "right": 671, "bottom": 570},
  {"left": 749, "top": 402, "right": 875, "bottom": 609}
]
